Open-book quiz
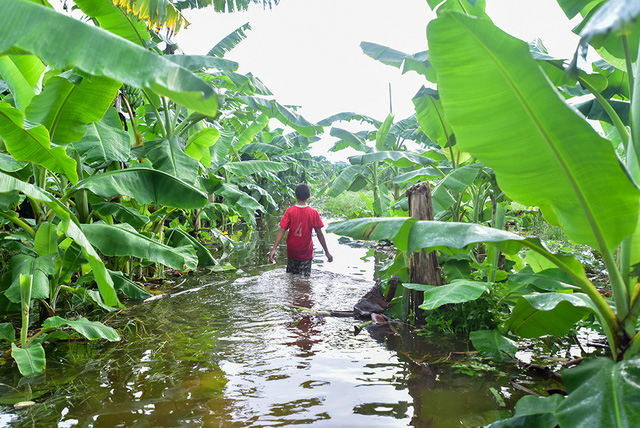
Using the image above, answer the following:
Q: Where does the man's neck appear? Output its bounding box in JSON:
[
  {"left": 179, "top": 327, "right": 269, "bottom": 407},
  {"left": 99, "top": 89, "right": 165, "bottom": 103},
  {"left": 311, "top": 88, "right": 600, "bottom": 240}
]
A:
[{"left": 296, "top": 200, "right": 308, "bottom": 207}]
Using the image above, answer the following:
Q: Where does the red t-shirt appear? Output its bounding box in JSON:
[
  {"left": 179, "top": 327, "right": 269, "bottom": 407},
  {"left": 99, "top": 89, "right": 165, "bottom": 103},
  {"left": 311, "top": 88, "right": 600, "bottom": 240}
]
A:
[{"left": 280, "top": 205, "right": 324, "bottom": 261}]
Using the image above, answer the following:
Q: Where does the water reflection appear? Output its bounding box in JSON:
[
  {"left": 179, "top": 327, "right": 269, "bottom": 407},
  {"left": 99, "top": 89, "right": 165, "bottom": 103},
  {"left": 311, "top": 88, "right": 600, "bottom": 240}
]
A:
[
  {"left": 283, "top": 276, "right": 323, "bottom": 360},
  {"left": 0, "top": 233, "right": 535, "bottom": 427}
]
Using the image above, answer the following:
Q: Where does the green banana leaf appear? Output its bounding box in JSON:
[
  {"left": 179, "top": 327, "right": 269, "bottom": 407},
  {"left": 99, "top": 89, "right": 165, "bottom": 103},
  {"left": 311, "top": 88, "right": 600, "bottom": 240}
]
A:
[
  {"left": 235, "top": 113, "right": 269, "bottom": 150},
  {"left": 575, "top": 0, "right": 640, "bottom": 64},
  {"left": 0, "top": 101, "right": 78, "bottom": 183},
  {"left": 222, "top": 160, "right": 289, "bottom": 176},
  {"left": 218, "top": 183, "right": 263, "bottom": 226},
  {"left": 317, "top": 112, "right": 379, "bottom": 126},
  {"left": 144, "top": 137, "right": 199, "bottom": 184},
  {"left": 555, "top": 356, "right": 640, "bottom": 427},
  {"left": 0, "top": 55, "right": 44, "bottom": 110},
  {"left": 329, "top": 128, "right": 370, "bottom": 152},
  {"left": 392, "top": 167, "right": 445, "bottom": 184},
  {"left": 64, "top": 220, "right": 121, "bottom": 308},
  {"left": 185, "top": 128, "right": 220, "bottom": 168},
  {"left": 0, "top": 153, "right": 28, "bottom": 172},
  {"left": 90, "top": 201, "right": 149, "bottom": 229},
  {"left": 508, "top": 267, "right": 579, "bottom": 292},
  {"left": 11, "top": 342, "right": 45, "bottom": 376},
  {"left": 0, "top": 172, "right": 121, "bottom": 307},
  {"left": 0, "top": 0, "right": 218, "bottom": 116},
  {"left": 165, "top": 227, "right": 216, "bottom": 268},
  {"left": 34, "top": 222, "right": 57, "bottom": 256},
  {"left": 204, "top": 71, "right": 273, "bottom": 96},
  {"left": 360, "top": 41, "right": 435, "bottom": 82},
  {"left": 240, "top": 142, "right": 285, "bottom": 155},
  {"left": 75, "top": 168, "right": 209, "bottom": 209},
  {"left": 375, "top": 113, "right": 394, "bottom": 151},
  {"left": 82, "top": 222, "right": 198, "bottom": 271},
  {"left": 74, "top": 0, "right": 151, "bottom": 46},
  {"left": 487, "top": 394, "right": 563, "bottom": 427},
  {"left": 26, "top": 71, "right": 121, "bottom": 145},
  {"left": 73, "top": 107, "right": 131, "bottom": 167},
  {"left": 165, "top": 55, "right": 238, "bottom": 73},
  {"left": 405, "top": 280, "right": 491, "bottom": 310},
  {"left": 0, "top": 323, "right": 15, "bottom": 343},
  {"left": 469, "top": 329, "right": 517, "bottom": 362},
  {"left": 238, "top": 96, "right": 322, "bottom": 137},
  {"left": 325, "top": 165, "right": 366, "bottom": 198},
  {"left": 106, "top": 269, "right": 152, "bottom": 299},
  {"left": 348, "top": 151, "right": 435, "bottom": 168},
  {"left": 42, "top": 315, "right": 120, "bottom": 341},
  {"left": 505, "top": 293, "right": 596, "bottom": 338},
  {"left": 5, "top": 254, "right": 52, "bottom": 302},
  {"left": 207, "top": 22, "right": 252, "bottom": 58},
  {"left": 412, "top": 86, "right": 452, "bottom": 148},
  {"left": 327, "top": 218, "right": 417, "bottom": 252},
  {"left": 427, "top": 11, "right": 640, "bottom": 251}
]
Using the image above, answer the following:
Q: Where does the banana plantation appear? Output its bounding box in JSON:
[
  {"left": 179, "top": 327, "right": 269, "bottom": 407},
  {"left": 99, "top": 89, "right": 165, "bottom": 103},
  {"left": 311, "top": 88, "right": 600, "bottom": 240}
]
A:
[{"left": 0, "top": 0, "right": 639, "bottom": 426}]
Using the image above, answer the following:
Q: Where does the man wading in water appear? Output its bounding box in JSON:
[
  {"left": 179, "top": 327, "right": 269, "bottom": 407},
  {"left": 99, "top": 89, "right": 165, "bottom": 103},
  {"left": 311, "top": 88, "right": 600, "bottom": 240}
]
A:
[{"left": 269, "top": 184, "right": 333, "bottom": 276}]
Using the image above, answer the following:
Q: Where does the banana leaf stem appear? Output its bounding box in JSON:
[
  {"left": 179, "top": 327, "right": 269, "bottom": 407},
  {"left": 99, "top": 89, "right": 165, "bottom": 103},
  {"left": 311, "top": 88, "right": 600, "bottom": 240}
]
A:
[{"left": 0, "top": 212, "right": 35, "bottom": 237}]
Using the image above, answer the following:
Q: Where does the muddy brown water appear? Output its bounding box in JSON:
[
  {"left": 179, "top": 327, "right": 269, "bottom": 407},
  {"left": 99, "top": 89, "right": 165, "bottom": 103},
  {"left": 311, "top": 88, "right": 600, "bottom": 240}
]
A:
[{"left": 0, "top": 226, "right": 564, "bottom": 427}]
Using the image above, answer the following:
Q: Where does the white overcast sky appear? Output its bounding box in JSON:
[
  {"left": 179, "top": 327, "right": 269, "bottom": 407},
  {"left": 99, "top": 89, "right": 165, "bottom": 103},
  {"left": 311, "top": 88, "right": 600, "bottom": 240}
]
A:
[{"left": 175, "top": 0, "right": 582, "bottom": 160}]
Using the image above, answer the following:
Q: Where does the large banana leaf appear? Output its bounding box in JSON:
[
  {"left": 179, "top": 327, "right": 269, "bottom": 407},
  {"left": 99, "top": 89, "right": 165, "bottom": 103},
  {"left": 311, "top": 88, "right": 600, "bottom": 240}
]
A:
[
  {"left": 42, "top": 316, "right": 120, "bottom": 341},
  {"left": 360, "top": 41, "right": 434, "bottom": 81},
  {"left": 207, "top": 22, "right": 251, "bottom": 58},
  {"left": 505, "top": 293, "right": 595, "bottom": 338},
  {"left": 412, "top": 86, "right": 451, "bottom": 148},
  {"left": 11, "top": 343, "right": 45, "bottom": 377},
  {"left": 327, "top": 218, "right": 418, "bottom": 252},
  {"left": 0, "top": 172, "right": 120, "bottom": 307},
  {"left": 329, "top": 128, "right": 370, "bottom": 152},
  {"left": 325, "top": 165, "right": 366, "bottom": 197},
  {"left": 75, "top": 168, "right": 209, "bottom": 209},
  {"left": 165, "top": 227, "right": 216, "bottom": 268},
  {"left": 82, "top": 222, "right": 198, "bottom": 270},
  {"left": 185, "top": 128, "right": 220, "bottom": 168},
  {"left": 0, "top": 55, "right": 44, "bottom": 110},
  {"left": 74, "top": 0, "right": 151, "bottom": 46},
  {"left": 165, "top": 55, "right": 238, "bottom": 73},
  {"left": 222, "top": 160, "right": 289, "bottom": 176},
  {"left": 427, "top": 11, "right": 640, "bottom": 251},
  {"left": 144, "top": 137, "right": 199, "bottom": 184},
  {"left": 111, "top": 0, "right": 188, "bottom": 33},
  {"left": 73, "top": 107, "right": 131, "bottom": 167},
  {"left": 0, "top": 101, "right": 78, "bottom": 183},
  {"left": 238, "top": 96, "right": 322, "bottom": 137},
  {"left": 90, "top": 201, "right": 149, "bottom": 229},
  {"left": 26, "top": 72, "right": 121, "bottom": 145},
  {"left": 204, "top": 71, "right": 272, "bottom": 96},
  {"left": 348, "top": 151, "right": 435, "bottom": 168},
  {"left": 0, "top": 0, "right": 218, "bottom": 117},
  {"left": 404, "top": 280, "right": 490, "bottom": 310},
  {"left": 555, "top": 356, "right": 640, "bottom": 427},
  {"left": 5, "top": 255, "right": 51, "bottom": 302}
]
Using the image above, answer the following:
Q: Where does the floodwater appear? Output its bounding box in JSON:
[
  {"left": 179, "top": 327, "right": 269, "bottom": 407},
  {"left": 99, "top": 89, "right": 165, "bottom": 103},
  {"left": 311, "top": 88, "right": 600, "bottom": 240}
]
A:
[{"left": 0, "top": 224, "right": 563, "bottom": 427}]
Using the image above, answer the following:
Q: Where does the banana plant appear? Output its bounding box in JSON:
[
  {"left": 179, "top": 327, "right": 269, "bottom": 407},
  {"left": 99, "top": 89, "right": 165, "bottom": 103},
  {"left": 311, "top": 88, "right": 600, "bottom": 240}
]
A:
[{"left": 330, "top": 0, "right": 640, "bottom": 425}]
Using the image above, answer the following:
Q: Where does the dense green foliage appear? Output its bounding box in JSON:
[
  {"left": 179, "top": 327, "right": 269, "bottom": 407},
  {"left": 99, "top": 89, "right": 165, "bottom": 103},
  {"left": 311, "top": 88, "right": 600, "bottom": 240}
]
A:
[
  {"left": 326, "top": 0, "right": 640, "bottom": 425},
  {"left": 0, "top": 0, "right": 332, "bottom": 375}
]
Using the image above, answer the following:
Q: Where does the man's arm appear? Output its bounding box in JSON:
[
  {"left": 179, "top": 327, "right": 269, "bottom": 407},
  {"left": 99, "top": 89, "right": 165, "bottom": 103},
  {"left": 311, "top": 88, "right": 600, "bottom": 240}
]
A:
[
  {"left": 315, "top": 227, "right": 333, "bottom": 262},
  {"left": 269, "top": 227, "right": 287, "bottom": 263}
]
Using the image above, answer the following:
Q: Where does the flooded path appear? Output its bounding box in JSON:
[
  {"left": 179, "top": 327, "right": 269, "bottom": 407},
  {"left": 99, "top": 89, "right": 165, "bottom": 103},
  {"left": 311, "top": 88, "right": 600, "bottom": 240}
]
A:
[{"left": 0, "top": 228, "right": 542, "bottom": 427}]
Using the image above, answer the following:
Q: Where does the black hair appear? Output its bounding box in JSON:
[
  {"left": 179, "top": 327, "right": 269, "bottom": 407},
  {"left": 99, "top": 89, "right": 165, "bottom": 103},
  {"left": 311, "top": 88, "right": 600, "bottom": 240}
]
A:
[{"left": 295, "top": 183, "right": 310, "bottom": 201}]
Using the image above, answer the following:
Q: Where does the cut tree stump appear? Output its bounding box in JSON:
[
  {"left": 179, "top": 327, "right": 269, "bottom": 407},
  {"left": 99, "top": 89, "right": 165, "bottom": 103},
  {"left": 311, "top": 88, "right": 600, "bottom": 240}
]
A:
[{"left": 406, "top": 182, "right": 442, "bottom": 322}]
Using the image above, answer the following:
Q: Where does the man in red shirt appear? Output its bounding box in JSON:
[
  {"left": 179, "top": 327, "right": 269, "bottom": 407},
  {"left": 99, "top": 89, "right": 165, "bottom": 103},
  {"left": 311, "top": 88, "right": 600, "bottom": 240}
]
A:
[{"left": 269, "top": 184, "right": 333, "bottom": 276}]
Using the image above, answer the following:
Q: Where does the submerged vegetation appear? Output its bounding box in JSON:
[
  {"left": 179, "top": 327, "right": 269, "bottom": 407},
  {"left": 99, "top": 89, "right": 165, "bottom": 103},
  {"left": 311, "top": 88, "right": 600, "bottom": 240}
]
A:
[{"left": 0, "top": 0, "right": 639, "bottom": 426}]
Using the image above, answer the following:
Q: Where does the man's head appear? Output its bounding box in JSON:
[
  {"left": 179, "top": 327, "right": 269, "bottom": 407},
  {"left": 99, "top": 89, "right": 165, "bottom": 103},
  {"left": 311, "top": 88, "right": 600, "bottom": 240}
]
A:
[{"left": 295, "top": 184, "right": 311, "bottom": 202}]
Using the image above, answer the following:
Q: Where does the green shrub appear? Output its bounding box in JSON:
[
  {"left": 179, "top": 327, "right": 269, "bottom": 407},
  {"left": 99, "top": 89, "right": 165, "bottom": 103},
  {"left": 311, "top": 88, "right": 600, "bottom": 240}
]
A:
[{"left": 319, "top": 191, "right": 374, "bottom": 219}]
